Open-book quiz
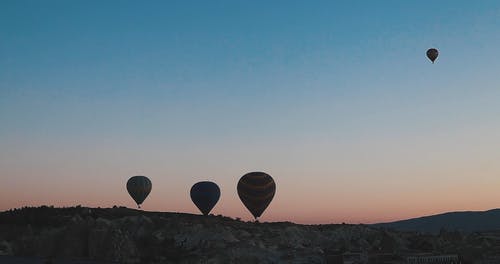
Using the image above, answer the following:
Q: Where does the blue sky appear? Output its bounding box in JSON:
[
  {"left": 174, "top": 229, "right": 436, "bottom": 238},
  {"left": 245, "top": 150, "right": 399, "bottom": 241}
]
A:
[{"left": 1, "top": 1, "right": 500, "bottom": 223}]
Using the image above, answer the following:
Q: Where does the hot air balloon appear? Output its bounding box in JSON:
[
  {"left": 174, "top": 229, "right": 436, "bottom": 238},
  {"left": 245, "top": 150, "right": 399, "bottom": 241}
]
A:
[
  {"left": 190, "top": 181, "right": 220, "bottom": 216},
  {"left": 126, "top": 176, "right": 152, "bottom": 208},
  {"left": 237, "top": 171, "right": 276, "bottom": 220},
  {"left": 426, "top": 48, "right": 439, "bottom": 63}
]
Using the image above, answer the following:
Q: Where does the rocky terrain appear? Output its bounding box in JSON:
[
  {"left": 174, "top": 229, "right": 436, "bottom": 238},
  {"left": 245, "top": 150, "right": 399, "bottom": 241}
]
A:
[{"left": 0, "top": 206, "right": 499, "bottom": 263}]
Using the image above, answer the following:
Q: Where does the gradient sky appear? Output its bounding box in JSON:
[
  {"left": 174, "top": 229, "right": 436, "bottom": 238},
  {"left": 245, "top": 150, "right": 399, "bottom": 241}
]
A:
[{"left": 1, "top": 1, "right": 500, "bottom": 224}]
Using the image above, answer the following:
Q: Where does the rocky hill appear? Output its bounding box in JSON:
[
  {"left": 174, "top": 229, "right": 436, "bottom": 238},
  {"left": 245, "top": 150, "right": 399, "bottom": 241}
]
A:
[
  {"left": 0, "top": 206, "right": 499, "bottom": 263},
  {"left": 373, "top": 209, "right": 500, "bottom": 233}
]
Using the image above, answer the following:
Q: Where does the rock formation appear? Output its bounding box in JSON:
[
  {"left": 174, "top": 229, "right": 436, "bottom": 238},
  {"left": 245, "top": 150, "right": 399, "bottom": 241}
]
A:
[{"left": 0, "top": 206, "right": 498, "bottom": 263}]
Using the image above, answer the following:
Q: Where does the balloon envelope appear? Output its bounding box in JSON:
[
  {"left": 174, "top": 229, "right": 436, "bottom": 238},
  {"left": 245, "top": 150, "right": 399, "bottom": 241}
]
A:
[
  {"left": 126, "top": 176, "right": 152, "bottom": 208},
  {"left": 237, "top": 172, "right": 276, "bottom": 219},
  {"left": 190, "top": 181, "right": 220, "bottom": 215},
  {"left": 426, "top": 48, "right": 439, "bottom": 63}
]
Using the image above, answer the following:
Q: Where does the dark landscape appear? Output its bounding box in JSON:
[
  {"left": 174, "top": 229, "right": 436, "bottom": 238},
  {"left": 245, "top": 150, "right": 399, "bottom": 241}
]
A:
[
  {"left": 374, "top": 209, "right": 500, "bottom": 234},
  {"left": 1, "top": 206, "right": 500, "bottom": 264}
]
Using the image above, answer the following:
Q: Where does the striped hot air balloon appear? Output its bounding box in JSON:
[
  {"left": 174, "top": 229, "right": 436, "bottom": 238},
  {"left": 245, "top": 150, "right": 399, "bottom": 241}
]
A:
[
  {"left": 126, "top": 176, "right": 152, "bottom": 208},
  {"left": 237, "top": 172, "right": 276, "bottom": 219}
]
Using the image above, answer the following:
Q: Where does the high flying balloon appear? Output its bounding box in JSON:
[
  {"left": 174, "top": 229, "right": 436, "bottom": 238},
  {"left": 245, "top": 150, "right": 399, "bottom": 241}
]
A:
[
  {"left": 426, "top": 48, "right": 439, "bottom": 63},
  {"left": 126, "top": 176, "right": 152, "bottom": 208},
  {"left": 237, "top": 172, "right": 276, "bottom": 219},
  {"left": 190, "top": 181, "right": 221, "bottom": 216}
]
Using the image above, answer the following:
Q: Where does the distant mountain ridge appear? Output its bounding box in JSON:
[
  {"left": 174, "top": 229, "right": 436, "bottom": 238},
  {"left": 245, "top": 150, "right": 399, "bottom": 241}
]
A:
[{"left": 373, "top": 208, "right": 500, "bottom": 233}]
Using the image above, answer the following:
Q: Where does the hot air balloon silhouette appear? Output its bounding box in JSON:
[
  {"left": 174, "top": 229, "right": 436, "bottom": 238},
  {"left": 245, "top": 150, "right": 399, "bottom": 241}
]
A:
[
  {"left": 126, "top": 176, "right": 152, "bottom": 208},
  {"left": 237, "top": 172, "right": 276, "bottom": 220},
  {"left": 426, "top": 48, "right": 439, "bottom": 63},
  {"left": 190, "top": 181, "right": 221, "bottom": 215}
]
